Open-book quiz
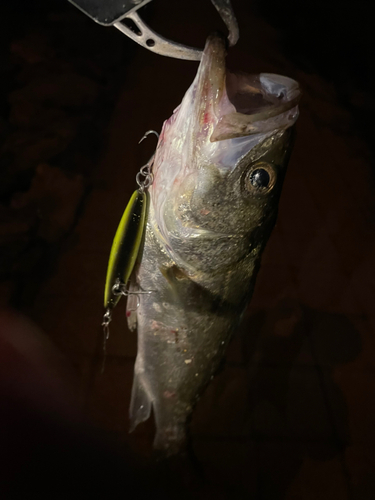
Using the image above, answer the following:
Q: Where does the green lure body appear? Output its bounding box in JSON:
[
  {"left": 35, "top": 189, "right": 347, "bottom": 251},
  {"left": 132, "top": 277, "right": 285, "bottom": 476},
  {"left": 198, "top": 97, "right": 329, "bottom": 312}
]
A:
[{"left": 104, "top": 189, "right": 148, "bottom": 310}]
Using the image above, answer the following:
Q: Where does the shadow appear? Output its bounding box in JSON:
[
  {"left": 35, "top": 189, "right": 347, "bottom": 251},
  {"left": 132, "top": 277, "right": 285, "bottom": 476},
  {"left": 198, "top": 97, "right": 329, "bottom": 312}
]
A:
[
  {"left": 0, "top": 0, "right": 136, "bottom": 309},
  {"left": 237, "top": 297, "right": 362, "bottom": 499},
  {"left": 0, "top": 302, "right": 363, "bottom": 499},
  {"left": 0, "top": 308, "right": 192, "bottom": 500}
]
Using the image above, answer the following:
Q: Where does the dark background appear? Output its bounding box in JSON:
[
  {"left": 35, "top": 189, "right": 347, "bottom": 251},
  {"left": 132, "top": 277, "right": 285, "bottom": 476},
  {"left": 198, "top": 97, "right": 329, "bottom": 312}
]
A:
[{"left": 1, "top": 0, "right": 374, "bottom": 498}]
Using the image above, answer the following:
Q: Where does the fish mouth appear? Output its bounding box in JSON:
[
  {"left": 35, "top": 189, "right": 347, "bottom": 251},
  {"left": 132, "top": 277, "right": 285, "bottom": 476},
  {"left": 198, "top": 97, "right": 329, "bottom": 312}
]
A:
[{"left": 195, "top": 34, "right": 301, "bottom": 142}]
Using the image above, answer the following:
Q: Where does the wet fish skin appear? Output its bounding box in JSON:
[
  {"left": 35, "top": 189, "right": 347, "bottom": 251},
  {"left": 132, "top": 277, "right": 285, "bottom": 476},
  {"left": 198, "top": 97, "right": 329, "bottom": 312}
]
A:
[{"left": 128, "top": 34, "right": 300, "bottom": 456}]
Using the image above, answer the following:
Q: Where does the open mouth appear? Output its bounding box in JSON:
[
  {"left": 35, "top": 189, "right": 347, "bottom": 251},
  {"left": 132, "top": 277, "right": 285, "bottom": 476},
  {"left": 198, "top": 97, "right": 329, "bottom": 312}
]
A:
[
  {"left": 211, "top": 70, "right": 301, "bottom": 141},
  {"left": 226, "top": 72, "right": 300, "bottom": 116},
  {"left": 195, "top": 34, "right": 301, "bottom": 142}
]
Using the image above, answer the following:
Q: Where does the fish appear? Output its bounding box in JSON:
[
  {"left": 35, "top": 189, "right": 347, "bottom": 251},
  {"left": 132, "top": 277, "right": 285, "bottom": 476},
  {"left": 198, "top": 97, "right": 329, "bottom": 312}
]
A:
[{"left": 127, "top": 33, "right": 300, "bottom": 456}]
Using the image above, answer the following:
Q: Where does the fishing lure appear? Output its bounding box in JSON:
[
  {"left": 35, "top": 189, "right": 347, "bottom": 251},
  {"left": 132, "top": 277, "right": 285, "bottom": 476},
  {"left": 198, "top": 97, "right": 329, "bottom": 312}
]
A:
[{"left": 102, "top": 131, "right": 158, "bottom": 349}]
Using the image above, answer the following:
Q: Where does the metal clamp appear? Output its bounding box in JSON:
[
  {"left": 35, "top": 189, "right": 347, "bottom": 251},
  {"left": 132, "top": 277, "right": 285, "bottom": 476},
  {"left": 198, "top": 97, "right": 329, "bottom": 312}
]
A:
[{"left": 68, "top": 0, "right": 239, "bottom": 60}]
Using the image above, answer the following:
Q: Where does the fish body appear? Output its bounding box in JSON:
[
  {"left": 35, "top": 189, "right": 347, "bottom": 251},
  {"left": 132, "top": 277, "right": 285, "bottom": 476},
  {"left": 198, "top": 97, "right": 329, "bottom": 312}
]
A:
[{"left": 128, "top": 35, "right": 300, "bottom": 455}]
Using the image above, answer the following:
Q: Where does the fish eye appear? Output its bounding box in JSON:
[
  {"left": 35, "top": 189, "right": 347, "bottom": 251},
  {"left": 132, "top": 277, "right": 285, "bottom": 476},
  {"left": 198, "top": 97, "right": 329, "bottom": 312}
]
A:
[
  {"left": 244, "top": 162, "right": 276, "bottom": 194},
  {"left": 250, "top": 169, "right": 270, "bottom": 188}
]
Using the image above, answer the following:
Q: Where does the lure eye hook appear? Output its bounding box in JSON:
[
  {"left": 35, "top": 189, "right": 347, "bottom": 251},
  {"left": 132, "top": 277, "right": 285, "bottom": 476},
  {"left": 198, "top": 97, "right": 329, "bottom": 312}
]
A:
[{"left": 136, "top": 170, "right": 153, "bottom": 192}]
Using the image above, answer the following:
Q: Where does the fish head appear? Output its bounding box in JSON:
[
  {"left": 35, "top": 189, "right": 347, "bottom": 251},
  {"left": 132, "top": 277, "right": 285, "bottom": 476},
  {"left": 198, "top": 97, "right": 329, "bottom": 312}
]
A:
[{"left": 150, "top": 34, "right": 300, "bottom": 272}]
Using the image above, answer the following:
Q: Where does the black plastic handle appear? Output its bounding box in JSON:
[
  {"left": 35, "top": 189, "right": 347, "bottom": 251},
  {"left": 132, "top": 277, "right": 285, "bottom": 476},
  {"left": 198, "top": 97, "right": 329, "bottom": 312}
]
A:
[{"left": 68, "top": 0, "right": 151, "bottom": 25}]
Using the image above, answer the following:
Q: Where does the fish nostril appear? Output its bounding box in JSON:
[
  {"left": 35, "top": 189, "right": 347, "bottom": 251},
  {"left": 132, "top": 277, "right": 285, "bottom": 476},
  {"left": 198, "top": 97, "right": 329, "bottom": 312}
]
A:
[{"left": 146, "top": 39, "right": 155, "bottom": 47}]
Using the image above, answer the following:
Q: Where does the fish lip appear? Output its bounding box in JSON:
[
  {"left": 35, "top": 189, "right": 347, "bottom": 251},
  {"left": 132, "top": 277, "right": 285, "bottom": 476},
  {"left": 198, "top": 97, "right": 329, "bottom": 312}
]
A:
[
  {"left": 200, "top": 32, "right": 228, "bottom": 76},
  {"left": 190, "top": 33, "right": 228, "bottom": 131}
]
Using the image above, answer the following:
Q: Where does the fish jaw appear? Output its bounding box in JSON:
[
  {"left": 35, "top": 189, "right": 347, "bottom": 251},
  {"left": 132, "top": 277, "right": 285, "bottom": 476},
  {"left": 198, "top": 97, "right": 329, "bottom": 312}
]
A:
[{"left": 150, "top": 34, "right": 229, "bottom": 232}]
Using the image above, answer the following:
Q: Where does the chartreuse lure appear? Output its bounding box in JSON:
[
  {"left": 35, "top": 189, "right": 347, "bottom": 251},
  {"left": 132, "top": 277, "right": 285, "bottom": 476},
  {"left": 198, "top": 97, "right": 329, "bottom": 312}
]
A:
[
  {"left": 102, "top": 131, "right": 157, "bottom": 349},
  {"left": 104, "top": 189, "right": 148, "bottom": 310}
]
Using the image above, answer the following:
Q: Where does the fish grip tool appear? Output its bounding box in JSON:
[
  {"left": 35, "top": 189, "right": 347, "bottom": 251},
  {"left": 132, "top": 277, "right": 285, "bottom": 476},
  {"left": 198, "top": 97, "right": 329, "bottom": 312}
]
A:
[{"left": 67, "top": 0, "right": 239, "bottom": 59}]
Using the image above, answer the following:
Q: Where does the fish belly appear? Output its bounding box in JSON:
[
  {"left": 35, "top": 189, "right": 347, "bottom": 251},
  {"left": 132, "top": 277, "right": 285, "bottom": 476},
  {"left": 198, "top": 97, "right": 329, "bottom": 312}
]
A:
[{"left": 130, "top": 222, "right": 247, "bottom": 455}]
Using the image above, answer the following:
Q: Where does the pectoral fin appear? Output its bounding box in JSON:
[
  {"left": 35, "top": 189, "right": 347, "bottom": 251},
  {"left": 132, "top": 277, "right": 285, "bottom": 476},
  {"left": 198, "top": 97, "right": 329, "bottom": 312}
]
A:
[{"left": 129, "top": 370, "right": 152, "bottom": 432}]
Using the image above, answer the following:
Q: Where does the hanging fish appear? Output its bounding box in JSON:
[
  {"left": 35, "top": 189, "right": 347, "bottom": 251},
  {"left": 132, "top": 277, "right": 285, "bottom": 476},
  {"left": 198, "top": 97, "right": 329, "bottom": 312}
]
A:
[{"left": 116, "top": 33, "right": 300, "bottom": 456}]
